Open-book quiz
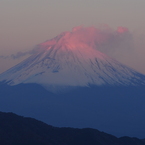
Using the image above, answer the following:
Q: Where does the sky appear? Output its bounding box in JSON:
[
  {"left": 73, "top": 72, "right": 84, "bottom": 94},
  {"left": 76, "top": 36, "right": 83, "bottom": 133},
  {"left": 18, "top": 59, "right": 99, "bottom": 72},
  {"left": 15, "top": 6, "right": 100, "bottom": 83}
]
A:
[{"left": 0, "top": 0, "right": 145, "bottom": 74}]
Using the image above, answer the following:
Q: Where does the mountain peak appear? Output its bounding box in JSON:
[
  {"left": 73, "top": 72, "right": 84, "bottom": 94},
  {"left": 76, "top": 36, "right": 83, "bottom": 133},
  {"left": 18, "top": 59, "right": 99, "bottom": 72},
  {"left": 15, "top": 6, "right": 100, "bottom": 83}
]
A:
[
  {"left": 40, "top": 26, "right": 103, "bottom": 51},
  {"left": 0, "top": 27, "right": 145, "bottom": 92}
]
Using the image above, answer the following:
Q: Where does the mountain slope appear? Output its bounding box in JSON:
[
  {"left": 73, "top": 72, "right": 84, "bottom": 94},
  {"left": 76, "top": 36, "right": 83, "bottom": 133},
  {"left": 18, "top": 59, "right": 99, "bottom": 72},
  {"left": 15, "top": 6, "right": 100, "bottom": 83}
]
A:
[
  {"left": 0, "top": 29, "right": 145, "bottom": 92},
  {"left": 0, "top": 111, "right": 145, "bottom": 145}
]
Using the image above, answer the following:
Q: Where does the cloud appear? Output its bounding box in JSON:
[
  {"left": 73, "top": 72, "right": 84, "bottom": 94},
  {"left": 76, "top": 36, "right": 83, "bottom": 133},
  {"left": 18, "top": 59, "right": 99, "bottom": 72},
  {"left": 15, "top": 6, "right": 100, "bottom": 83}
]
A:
[
  {"left": 0, "top": 52, "right": 29, "bottom": 60},
  {"left": 0, "top": 46, "right": 40, "bottom": 59},
  {"left": 57, "top": 26, "right": 133, "bottom": 56},
  {"left": 67, "top": 26, "right": 112, "bottom": 48},
  {"left": 93, "top": 26, "right": 134, "bottom": 60},
  {"left": 56, "top": 26, "right": 144, "bottom": 74}
]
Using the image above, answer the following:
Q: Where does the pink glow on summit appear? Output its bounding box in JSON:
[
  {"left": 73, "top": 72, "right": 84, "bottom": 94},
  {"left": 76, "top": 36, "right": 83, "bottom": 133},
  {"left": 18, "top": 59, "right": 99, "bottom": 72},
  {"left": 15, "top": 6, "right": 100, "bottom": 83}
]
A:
[{"left": 39, "top": 26, "right": 130, "bottom": 51}]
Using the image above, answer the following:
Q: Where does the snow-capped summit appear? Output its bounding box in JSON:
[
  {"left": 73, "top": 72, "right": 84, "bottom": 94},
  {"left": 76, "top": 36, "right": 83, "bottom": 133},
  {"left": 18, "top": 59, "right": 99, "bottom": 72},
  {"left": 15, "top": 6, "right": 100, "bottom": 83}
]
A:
[{"left": 0, "top": 26, "right": 145, "bottom": 92}]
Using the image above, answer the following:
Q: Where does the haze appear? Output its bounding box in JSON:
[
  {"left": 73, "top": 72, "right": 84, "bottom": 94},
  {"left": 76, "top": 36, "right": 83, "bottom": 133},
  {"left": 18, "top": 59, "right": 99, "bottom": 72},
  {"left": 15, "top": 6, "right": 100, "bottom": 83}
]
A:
[{"left": 0, "top": 0, "right": 145, "bottom": 74}]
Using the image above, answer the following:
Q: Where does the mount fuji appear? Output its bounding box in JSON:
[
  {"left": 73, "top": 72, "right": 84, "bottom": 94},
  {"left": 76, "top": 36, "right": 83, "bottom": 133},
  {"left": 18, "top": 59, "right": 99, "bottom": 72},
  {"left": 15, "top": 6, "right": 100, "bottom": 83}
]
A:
[
  {"left": 0, "top": 27, "right": 145, "bottom": 92},
  {"left": 0, "top": 26, "right": 145, "bottom": 138}
]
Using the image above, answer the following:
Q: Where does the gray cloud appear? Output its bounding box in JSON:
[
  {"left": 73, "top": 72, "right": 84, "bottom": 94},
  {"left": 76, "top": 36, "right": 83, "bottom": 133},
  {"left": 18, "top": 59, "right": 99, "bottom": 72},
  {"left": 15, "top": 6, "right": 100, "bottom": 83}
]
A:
[
  {"left": 0, "top": 46, "right": 41, "bottom": 59},
  {"left": 0, "top": 52, "right": 29, "bottom": 60},
  {"left": 95, "top": 27, "right": 134, "bottom": 60}
]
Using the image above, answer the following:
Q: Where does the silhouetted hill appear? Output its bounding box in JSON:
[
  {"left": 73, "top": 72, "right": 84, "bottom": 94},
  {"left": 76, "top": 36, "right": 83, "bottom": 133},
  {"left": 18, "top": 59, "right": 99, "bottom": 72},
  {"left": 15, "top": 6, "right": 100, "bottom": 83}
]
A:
[
  {"left": 142, "top": 139, "right": 145, "bottom": 143},
  {"left": 0, "top": 111, "right": 145, "bottom": 145}
]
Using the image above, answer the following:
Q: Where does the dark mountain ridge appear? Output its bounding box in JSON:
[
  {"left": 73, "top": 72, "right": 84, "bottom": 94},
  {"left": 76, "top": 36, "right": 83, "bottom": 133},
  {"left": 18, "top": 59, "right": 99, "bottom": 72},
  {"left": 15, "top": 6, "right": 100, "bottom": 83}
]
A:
[{"left": 0, "top": 111, "right": 145, "bottom": 145}]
